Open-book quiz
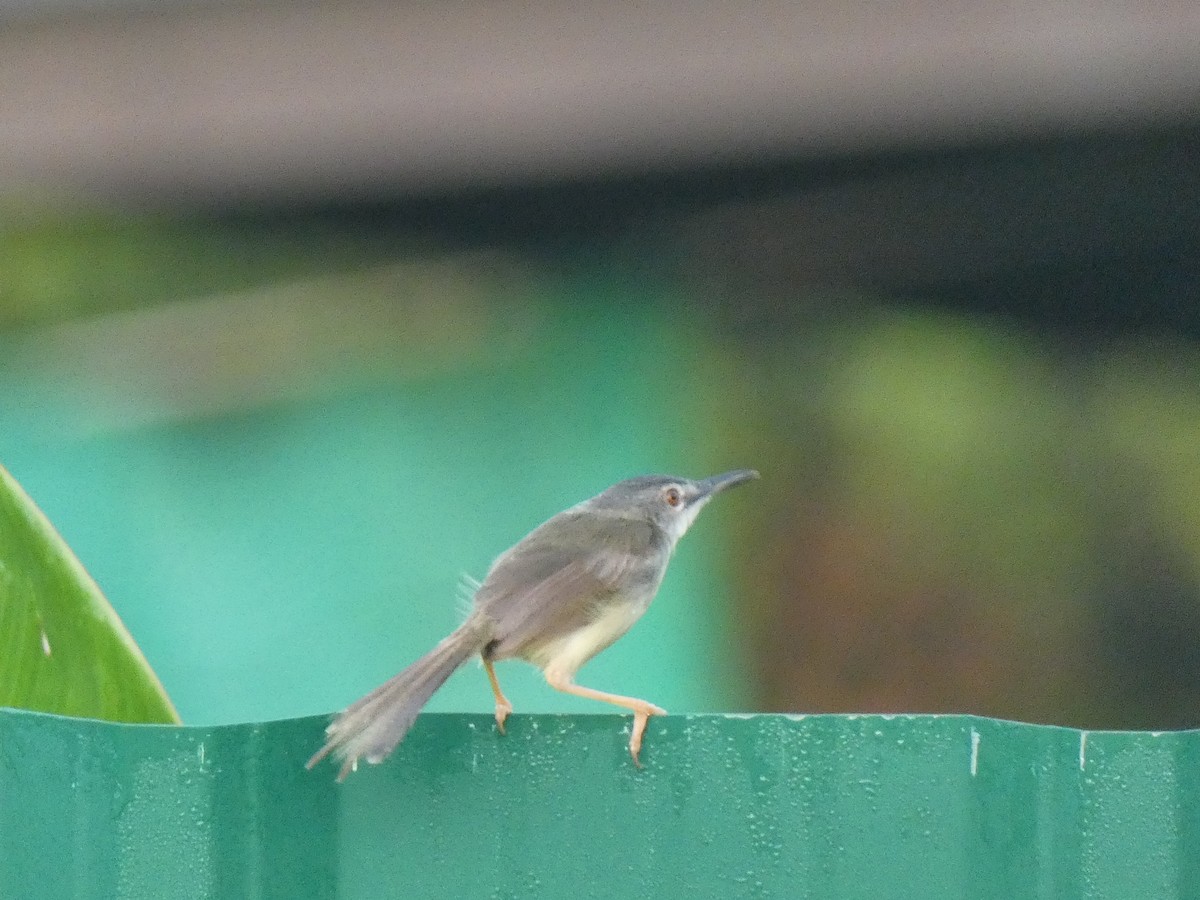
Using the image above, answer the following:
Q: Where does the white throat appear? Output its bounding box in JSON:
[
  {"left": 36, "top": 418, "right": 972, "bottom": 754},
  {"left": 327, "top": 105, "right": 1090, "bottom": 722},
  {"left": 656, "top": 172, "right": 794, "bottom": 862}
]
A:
[{"left": 663, "top": 496, "right": 710, "bottom": 545}]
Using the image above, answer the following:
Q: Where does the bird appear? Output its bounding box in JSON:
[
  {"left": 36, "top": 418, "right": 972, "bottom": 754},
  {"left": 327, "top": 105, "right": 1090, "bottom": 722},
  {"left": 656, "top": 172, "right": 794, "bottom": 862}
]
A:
[{"left": 307, "top": 469, "right": 758, "bottom": 780}]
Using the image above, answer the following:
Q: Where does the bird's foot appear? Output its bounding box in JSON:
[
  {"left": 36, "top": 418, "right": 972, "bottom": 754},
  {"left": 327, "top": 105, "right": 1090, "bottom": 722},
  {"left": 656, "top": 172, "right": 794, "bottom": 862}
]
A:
[
  {"left": 629, "top": 703, "right": 667, "bottom": 767},
  {"left": 494, "top": 697, "right": 513, "bottom": 735}
]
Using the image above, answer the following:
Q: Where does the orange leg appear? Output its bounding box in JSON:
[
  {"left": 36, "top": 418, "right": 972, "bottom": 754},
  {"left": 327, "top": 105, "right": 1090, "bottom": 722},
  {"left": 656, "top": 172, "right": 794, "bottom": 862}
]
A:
[
  {"left": 483, "top": 658, "right": 513, "bottom": 734},
  {"left": 544, "top": 672, "right": 666, "bottom": 767}
]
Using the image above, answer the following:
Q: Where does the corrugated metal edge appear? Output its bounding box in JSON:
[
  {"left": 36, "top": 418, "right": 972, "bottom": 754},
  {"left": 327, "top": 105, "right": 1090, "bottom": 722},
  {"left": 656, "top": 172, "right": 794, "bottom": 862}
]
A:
[{"left": 2, "top": 709, "right": 1196, "bottom": 898}]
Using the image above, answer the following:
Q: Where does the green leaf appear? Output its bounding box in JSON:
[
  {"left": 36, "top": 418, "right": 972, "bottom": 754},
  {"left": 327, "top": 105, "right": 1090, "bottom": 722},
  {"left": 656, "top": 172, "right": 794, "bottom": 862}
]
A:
[{"left": 0, "top": 463, "right": 178, "bottom": 723}]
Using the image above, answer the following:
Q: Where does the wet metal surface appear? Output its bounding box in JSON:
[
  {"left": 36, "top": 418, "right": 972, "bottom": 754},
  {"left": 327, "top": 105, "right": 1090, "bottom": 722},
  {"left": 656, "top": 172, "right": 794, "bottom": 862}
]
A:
[{"left": 1, "top": 710, "right": 1196, "bottom": 898}]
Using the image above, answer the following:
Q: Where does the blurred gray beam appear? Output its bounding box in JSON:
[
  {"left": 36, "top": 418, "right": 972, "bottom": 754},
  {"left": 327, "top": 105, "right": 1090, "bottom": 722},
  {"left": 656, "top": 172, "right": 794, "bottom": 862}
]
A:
[{"left": 3, "top": 1, "right": 1199, "bottom": 203}]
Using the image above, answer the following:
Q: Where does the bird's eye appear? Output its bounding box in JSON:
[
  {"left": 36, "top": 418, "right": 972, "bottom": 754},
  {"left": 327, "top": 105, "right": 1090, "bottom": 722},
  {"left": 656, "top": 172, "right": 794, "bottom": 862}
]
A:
[{"left": 664, "top": 487, "right": 682, "bottom": 507}]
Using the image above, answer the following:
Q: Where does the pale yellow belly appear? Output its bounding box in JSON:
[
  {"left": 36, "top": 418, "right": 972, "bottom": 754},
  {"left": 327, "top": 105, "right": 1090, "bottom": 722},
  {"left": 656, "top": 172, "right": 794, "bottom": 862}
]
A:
[{"left": 526, "top": 601, "right": 646, "bottom": 682}]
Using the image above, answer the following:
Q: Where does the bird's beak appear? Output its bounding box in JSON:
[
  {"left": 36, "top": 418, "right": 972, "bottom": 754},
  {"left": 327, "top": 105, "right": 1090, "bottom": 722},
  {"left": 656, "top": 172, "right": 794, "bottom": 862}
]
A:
[{"left": 696, "top": 469, "right": 759, "bottom": 499}]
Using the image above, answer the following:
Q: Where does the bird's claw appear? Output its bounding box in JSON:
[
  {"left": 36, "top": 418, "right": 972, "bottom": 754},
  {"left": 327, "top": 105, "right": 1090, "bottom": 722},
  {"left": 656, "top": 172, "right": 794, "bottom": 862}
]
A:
[
  {"left": 629, "top": 703, "right": 667, "bottom": 767},
  {"left": 494, "top": 699, "right": 513, "bottom": 735}
]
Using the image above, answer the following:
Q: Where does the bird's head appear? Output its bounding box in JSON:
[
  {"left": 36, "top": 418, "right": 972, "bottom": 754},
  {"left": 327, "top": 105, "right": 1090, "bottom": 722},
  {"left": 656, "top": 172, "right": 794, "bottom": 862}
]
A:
[{"left": 591, "top": 469, "right": 759, "bottom": 544}]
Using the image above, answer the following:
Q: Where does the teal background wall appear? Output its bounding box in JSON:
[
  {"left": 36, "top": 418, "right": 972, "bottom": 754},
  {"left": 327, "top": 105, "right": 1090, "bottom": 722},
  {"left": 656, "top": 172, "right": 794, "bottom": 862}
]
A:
[{"left": 0, "top": 293, "right": 753, "bottom": 725}]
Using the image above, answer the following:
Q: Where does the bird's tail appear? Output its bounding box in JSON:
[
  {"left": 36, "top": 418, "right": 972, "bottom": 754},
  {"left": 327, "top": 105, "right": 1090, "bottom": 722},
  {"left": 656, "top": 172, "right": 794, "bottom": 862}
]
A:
[{"left": 307, "top": 618, "right": 490, "bottom": 780}]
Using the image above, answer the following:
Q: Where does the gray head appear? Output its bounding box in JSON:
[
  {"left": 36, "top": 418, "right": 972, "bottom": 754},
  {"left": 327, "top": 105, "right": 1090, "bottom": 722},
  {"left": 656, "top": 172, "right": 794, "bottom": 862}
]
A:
[{"left": 589, "top": 469, "right": 759, "bottom": 542}]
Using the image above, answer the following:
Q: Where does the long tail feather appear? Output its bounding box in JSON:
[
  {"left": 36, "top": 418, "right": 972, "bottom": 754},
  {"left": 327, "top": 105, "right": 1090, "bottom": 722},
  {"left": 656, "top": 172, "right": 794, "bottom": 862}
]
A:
[{"left": 307, "top": 620, "right": 488, "bottom": 780}]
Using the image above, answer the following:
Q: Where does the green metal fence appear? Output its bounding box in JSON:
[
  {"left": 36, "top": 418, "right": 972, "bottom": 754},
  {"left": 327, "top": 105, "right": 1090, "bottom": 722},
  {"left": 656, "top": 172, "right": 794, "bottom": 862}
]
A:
[{"left": 2, "top": 708, "right": 1196, "bottom": 898}]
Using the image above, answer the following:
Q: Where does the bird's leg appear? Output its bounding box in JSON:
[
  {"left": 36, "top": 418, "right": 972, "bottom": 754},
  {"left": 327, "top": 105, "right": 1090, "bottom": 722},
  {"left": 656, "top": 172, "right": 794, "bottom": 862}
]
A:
[
  {"left": 483, "top": 658, "right": 513, "bottom": 734},
  {"left": 544, "top": 672, "right": 666, "bottom": 766}
]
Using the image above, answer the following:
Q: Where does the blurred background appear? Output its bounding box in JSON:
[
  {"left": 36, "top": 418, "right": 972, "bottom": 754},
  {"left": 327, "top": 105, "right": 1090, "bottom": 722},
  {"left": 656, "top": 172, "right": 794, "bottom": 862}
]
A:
[{"left": 2, "top": 1, "right": 1199, "bottom": 731}]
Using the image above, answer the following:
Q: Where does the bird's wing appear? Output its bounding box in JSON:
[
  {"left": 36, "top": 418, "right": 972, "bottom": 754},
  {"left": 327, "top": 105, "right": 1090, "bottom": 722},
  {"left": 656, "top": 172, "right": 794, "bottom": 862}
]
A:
[{"left": 474, "top": 511, "right": 661, "bottom": 660}]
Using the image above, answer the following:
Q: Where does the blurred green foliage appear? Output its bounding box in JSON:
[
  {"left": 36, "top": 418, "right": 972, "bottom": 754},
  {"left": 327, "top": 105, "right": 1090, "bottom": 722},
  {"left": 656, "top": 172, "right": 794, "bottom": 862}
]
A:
[
  {"left": 1, "top": 198, "right": 399, "bottom": 328},
  {"left": 735, "top": 311, "right": 1200, "bottom": 729}
]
